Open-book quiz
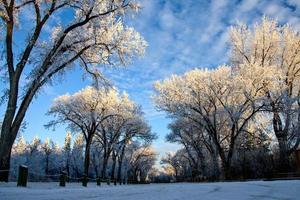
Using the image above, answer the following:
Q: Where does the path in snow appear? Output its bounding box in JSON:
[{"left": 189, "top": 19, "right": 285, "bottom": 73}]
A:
[{"left": 0, "top": 180, "right": 299, "bottom": 200}]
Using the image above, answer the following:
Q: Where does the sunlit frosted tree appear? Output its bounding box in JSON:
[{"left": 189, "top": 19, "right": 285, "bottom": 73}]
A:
[
  {"left": 47, "top": 86, "right": 136, "bottom": 176},
  {"left": 230, "top": 17, "right": 300, "bottom": 171},
  {"left": 154, "top": 66, "right": 266, "bottom": 178},
  {"left": 0, "top": 0, "right": 146, "bottom": 181}
]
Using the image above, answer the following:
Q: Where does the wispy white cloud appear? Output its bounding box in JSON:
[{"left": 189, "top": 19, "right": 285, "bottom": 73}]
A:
[{"left": 99, "top": 0, "right": 300, "bottom": 156}]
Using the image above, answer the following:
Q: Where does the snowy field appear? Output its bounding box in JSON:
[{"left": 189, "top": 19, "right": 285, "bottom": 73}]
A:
[{"left": 0, "top": 180, "right": 300, "bottom": 200}]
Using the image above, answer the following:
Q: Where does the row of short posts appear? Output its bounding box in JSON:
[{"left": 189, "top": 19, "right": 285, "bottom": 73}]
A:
[
  {"left": 16, "top": 165, "right": 128, "bottom": 188},
  {"left": 59, "top": 174, "right": 127, "bottom": 187}
]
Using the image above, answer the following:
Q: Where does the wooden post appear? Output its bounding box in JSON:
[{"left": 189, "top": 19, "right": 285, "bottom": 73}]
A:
[
  {"left": 82, "top": 174, "right": 88, "bottom": 187},
  {"left": 96, "top": 177, "right": 101, "bottom": 186},
  {"left": 59, "top": 171, "right": 66, "bottom": 187},
  {"left": 295, "top": 149, "right": 300, "bottom": 173},
  {"left": 107, "top": 178, "right": 110, "bottom": 185},
  {"left": 114, "top": 179, "right": 117, "bottom": 186},
  {"left": 17, "top": 165, "right": 28, "bottom": 187}
]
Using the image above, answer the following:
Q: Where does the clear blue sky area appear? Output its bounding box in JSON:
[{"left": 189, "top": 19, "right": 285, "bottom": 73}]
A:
[{"left": 3, "top": 0, "right": 300, "bottom": 160}]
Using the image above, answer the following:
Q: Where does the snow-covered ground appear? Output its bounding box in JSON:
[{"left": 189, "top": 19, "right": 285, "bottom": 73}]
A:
[{"left": 0, "top": 180, "right": 299, "bottom": 200}]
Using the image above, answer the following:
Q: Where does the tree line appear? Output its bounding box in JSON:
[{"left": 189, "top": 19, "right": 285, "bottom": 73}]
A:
[
  {"left": 10, "top": 132, "right": 156, "bottom": 183},
  {"left": 155, "top": 17, "right": 300, "bottom": 180}
]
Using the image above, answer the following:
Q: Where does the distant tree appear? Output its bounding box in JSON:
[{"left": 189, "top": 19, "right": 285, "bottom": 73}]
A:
[
  {"left": 116, "top": 115, "right": 156, "bottom": 182},
  {"left": 96, "top": 114, "right": 130, "bottom": 179},
  {"left": 41, "top": 138, "right": 55, "bottom": 175},
  {"left": 0, "top": 0, "right": 146, "bottom": 181},
  {"left": 62, "top": 132, "right": 72, "bottom": 178},
  {"left": 27, "top": 137, "right": 44, "bottom": 180},
  {"left": 128, "top": 145, "right": 156, "bottom": 182},
  {"left": 47, "top": 86, "right": 136, "bottom": 176},
  {"left": 161, "top": 152, "right": 182, "bottom": 180},
  {"left": 71, "top": 134, "right": 84, "bottom": 178},
  {"left": 166, "top": 118, "right": 209, "bottom": 177}
]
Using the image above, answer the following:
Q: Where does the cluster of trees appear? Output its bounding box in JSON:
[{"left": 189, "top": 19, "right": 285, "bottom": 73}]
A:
[
  {"left": 155, "top": 17, "right": 300, "bottom": 180},
  {"left": 40, "top": 86, "right": 156, "bottom": 182},
  {"left": 0, "top": 0, "right": 146, "bottom": 182},
  {"left": 10, "top": 131, "right": 156, "bottom": 182}
]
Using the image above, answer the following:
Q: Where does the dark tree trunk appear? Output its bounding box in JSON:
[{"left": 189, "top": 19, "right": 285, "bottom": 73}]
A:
[
  {"left": 117, "top": 145, "right": 126, "bottom": 181},
  {"left": 66, "top": 159, "right": 70, "bottom": 179},
  {"left": 0, "top": 145, "right": 13, "bottom": 182},
  {"left": 101, "top": 152, "right": 109, "bottom": 179},
  {"left": 0, "top": 128, "right": 16, "bottom": 182},
  {"left": 195, "top": 146, "right": 206, "bottom": 175},
  {"left": 277, "top": 135, "right": 290, "bottom": 172},
  {"left": 217, "top": 149, "right": 231, "bottom": 180},
  {"left": 211, "top": 151, "right": 220, "bottom": 179},
  {"left": 134, "top": 168, "right": 139, "bottom": 182},
  {"left": 223, "top": 161, "right": 232, "bottom": 180},
  {"left": 110, "top": 151, "right": 117, "bottom": 180},
  {"left": 174, "top": 168, "right": 178, "bottom": 180},
  {"left": 45, "top": 155, "right": 49, "bottom": 175},
  {"left": 94, "top": 164, "right": 98, "bottom": 178},
  {"left": 273, "top": 112, "right": 290, "bottom": 172},
  {"left": 91, "top": 153, "right": 98, "bottom": 178},
  {"left": 84, "top": 137, "right": 93, "bottom": 176},
  {"left": 0, "top": 74, "right": 41, "bottom": 181}
]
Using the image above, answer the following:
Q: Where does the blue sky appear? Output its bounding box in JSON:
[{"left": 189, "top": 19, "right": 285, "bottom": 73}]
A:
[{"left": 4, "top": 0, "right": 300, "bottom": 161}]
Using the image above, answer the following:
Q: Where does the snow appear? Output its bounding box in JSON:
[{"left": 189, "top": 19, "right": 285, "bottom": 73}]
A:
[{"left": 0, "top": 180, "right": 299, "bottom": 200}]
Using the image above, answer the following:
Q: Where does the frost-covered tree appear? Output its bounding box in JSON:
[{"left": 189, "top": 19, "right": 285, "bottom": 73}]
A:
[
  {"left": 94, "top": 102, "right": 137, "bottom": 178},
  {"left": 71, "top": 134, "right": 84, "bottom": 178},
  {"left": 62, "top": 132, "right": 72, "bottom": 178},
  {"left": 230, "top": 17, "right": 300, "bottom": 171},
  {"left": 96, "top": 115, "right": 129, "bottom": 179},
  {"left": 10, "top": 136, "right": 61, "bottom": 180},
  {"left": 27, "top": 137, "right": 44, "bottom": 180},
  {"left": 161, "top": 152, "right": 182, "bottom": 180},
  {"left": 41, "top": 138, "right": 55, "bottom": 175},
  {"left": 0, "top": 0, "right": 146, "bottom": 181},
  {"left": 115, "top": 115, "right": 156, "bottom": 181},
  {"left": 47, "top": 86, "right": 136, "bottom": 176},
  {"left": 167, "top": 117, "right": 211, "bottom": 177},
  {"left": 128, "top": 145, "right": 156, "bottom": 182},
  {"left": 154, "top": 66, "right": 265, "bottom": 179}
]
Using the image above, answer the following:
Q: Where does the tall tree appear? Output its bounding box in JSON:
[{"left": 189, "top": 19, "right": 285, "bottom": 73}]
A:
[
  {"left": 230, "top": 17, "right": 300, "bottom": 171},
  {"left": 0, "top": 0, "right": 146, "bottom": 181}
]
